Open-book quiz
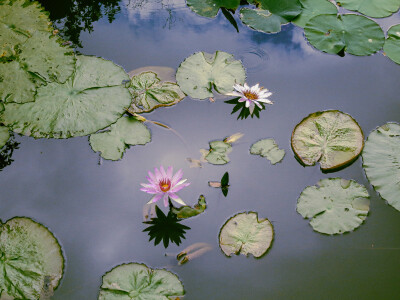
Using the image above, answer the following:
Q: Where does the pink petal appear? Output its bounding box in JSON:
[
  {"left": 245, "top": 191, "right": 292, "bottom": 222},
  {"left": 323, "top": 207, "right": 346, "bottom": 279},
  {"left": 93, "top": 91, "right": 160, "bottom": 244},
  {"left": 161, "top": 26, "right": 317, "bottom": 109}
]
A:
[
  {"left": 170, "top": 181, "right": 190, "bottom": 193},
  {"left": 145, "top": 176, "right": 155, "bottom": 184},
  {"left": 171, "top": 169, "right": 183, "bottom": 185},
  {"left": 160, "top": 166, "right": 167, "bottom": 178},
  {"left": 140, "top": 188, "right": 158, "bottom": 194},
  {"left": 169, "top": 193, "right": 186, "bottom": 206},
  {"left": 147, "top": 193, "right": 163, "bottom": 204},
  {"left": 238, "top": 97, "right": 247, "bottom": 103},
  {"left": 166, "top": 166, "right": 173, "bottom": 179},
  {"left": 163, "top": 194, "right": 169, "bottom": 207},
  {"left": 154, "top": 167, "right": 162, "bottom": 182},
  {"left": 147, "top": 171, "right": 156, "bottom": 182}
]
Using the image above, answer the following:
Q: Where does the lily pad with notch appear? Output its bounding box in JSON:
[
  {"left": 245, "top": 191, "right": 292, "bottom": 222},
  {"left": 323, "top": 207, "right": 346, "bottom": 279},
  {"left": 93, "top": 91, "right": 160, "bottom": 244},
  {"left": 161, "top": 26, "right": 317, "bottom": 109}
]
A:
[
  {"left": 240, "top": 8, "right": 289, "bottom": 34},
  {"left": 205, "top": 140, "right": 233, "bottom": 165},
  {"left": 383, "top": 24, "right": 400, "bottom": 65},
  {"left": 337, "top": 0, "right": 400, "bottom": 18},
  {"left": 292, "top": 0, "right": 338, "bottom": 28},
  {"left": 250, "top": 138, "right": 285, "bottom": 164}
]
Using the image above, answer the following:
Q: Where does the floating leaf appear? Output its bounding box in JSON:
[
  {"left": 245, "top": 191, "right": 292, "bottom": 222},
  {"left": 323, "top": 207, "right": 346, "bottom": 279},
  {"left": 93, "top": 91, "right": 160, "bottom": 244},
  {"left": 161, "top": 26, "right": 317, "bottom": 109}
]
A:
[
  {"left": 205, "top": 140, "right": 232, "bottom": 165},
  {"left": 219, "top": 212, "right": 274, "bottom": 258},
  {"left": 337, "top": 0, "right": 400, "bottom": 18},
  {"left": 128, "top": 71, "right": 185, "bottom": 113},
  {"left": 0, "top": 217, "right": 64, "bottom": 299},
  {"left": 208, "top": 181, "right": 222, "bottom": 188},
  {"left": 292, "top": 0, "right": 338, "bottom": 28},
  {"left": 0, "top": 132, "right": 19, "bottom": 172},
  {"left": 240, "top": 8, "right": 288, "bottom": 34},
  {"left": 1, "top": 55, "right": 131, "bottom": 139},
  {"left": 186, "top": 0, "right": 240, "bottom": 18},
  {"left": 304, "top": 14, "right": 385, "bottom": 56},
  {"left": 171, "top": 195, "right": 207, "bottom": 219},
  {"left": 297, "top": 178, "right": 370, "bottom": 235},
  {"left": 89, "top": 116, "right": 151, "bottom": 161},
  {"left": 0, "top": 125, "right": 10, "bottom": 148},
  {"left": 250, "top": 138, "right": 285, "bottom": 165},
  {"left": 257, "top": 0, "right": 302, "bottom": 20},
  {"left": 383, "top": 24, "right": 400, "bottom": 65},
  {"left": 224, "top": 132, "right": 243, "bottom": 144},
  {"left": 362, "top": 123, "right": 400, "bottom": 212},
  {"left": 176, "top": 51, "right": 246, "bottom": 100},
  {"left": 291, "top": 110, "right": 364, "bottom": 171},
  {"left": 99, "top": 263, "right": 184, "bottom": 300},
  {"left": 209, "top": 172, "right": 230, "bottom": 196}
]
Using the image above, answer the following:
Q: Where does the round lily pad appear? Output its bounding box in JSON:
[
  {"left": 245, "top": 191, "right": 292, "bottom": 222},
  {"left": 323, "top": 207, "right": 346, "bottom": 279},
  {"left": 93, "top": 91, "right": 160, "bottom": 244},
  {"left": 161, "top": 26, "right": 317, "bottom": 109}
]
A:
[
  {"left": 98, "top": 263, "right": 185, "bottom": 299},
  {"left": 219, "top": 212, "right": 274, "bottom": 258},
  {"left": 1, "top": 55, "right": 131, "bottom": 139},
  {"left": 383, "top": 24, "right": 400, "bottom": 65},
  {"left": 256, "top": 0, "right": 302, "bottom": 20},
  {"left": 291, "top": 110, "right": 364, "bottom": 171},
  {"left": 304, "top": 14, "right": 385, "bottom": 56},
  {"left": 297, "top": 178, "right": 370, "bottom": 235},
  {"left": 292, "top": 0, "right": 337, "bottom": 28},
  {"left": 240, "top": 8, "right": 288, "bottom": 34},
  {"left": 362, "top": 123, "right": 400, "bottom": 212},
  {"left": 0, "top": 217, "right": 64, "bottom": 299},
  {"left": 337, "top": 0, "right": 400, "bottom": 18},
  {"left": 176, "top": 51, "right": 246, "bottom": 100},
  {"left": 250, "top": 138, "right": 285, "bottom": 164},
  {"left": 0, "top": 126, "right": 10, "bottom": 148},
  {"left": 186, "top": 0, "right": 240, "bottom": 18}
]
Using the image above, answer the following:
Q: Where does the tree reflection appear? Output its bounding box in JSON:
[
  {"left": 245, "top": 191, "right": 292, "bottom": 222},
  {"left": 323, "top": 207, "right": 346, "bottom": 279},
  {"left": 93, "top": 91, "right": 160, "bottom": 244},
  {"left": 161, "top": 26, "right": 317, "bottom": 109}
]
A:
[{"left": 0, "top": 134, "right": 20, "bottom": 172}]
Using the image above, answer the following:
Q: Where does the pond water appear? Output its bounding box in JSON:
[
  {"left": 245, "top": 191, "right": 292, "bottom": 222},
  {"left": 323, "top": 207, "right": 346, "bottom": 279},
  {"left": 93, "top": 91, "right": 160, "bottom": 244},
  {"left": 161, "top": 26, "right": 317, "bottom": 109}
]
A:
[{"left": 1, "top": 1, "right": 400, "bottom": 299}]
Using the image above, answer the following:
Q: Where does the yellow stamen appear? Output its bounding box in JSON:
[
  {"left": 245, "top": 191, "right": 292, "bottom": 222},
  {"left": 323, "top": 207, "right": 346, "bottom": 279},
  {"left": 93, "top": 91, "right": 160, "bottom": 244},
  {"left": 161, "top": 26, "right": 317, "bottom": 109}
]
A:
[{"left": 243, "top": 91, "right": 258, "bottom": 100}]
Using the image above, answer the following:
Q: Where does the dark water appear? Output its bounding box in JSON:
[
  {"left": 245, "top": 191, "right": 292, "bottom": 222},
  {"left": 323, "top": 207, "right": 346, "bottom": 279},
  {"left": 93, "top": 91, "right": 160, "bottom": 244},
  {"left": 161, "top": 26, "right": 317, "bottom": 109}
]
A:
[{"left": 2, "top": 2, "right": 400, "bottom": 299}]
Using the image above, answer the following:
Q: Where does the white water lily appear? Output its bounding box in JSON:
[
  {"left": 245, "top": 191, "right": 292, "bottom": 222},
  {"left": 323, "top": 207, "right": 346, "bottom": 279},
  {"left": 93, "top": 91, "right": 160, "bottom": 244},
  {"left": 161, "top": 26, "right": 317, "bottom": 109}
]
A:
[{"left": 228, "top": 83, "right": 273, "bottom": 115}]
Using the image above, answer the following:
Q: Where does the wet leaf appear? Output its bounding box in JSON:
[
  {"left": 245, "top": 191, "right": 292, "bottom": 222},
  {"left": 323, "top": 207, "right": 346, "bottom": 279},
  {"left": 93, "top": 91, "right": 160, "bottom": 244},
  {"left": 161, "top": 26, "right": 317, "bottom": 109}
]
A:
[
  {"left": 240, "top": 8, "right": 287, "bottom": 34},
  {"left": 250, "top": 138, "right": 285, "bottom": 164},
  {"left": 338, "top": 0, "right": 400, "bottom": 18},
  {"left": 176, "top": 51, "right": 246, "bottom": 100},
  {"left": 186, "top": 0, "right": 240, "bottom": 18},
  {"left": 362, "top": 123, "right": 400, "bottom": 212},
  {"left": 0, "top": 217, "right": 64, "bottom": 299},
  {"left": 219, "top": 212, "right": 274, "bottom": 258},
  {"left": 89, "top": 116, "right": 151, "bottom": 161},
  {"left": 291, "top": 110, "right": 364, "bottom": 171},
  {"left": 221, "top": 172, "right": 229, "bottom": 187},
  {"left": 292, "top": 0, "right": 337, "bottom": 28},
  {"left": 256, "top": 0, "right": 302, "bottom": 20},
  {"left": 1, "top": 55, "right": 131, "bottom": 139},
  {"left": 171, "top": 195, "right": 207, "bottom": 219},
  {"left": 205, "top": 140, "right": 232, "bottom": 165},
  {"left": 99, "top": 263, "right": 184, "bottom": 300},
  {"left": 297, "top": 178, "right": 370, "bottom": 235},
  {"left": 0, "top": 125, "right": 10, "bottom": 149},
  {"left": 304, "top": 14, "right": 385, "bottom": 56},
  {"left": 383, "top": 24, "right": 400, "bottom": 65}
]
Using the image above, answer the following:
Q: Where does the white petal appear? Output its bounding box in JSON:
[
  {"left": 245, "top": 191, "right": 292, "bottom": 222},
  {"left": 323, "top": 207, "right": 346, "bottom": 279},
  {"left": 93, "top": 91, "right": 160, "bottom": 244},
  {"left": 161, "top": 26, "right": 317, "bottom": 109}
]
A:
[
  {"left": 254, "top": 101, "right": 262, "bottom": 109},
  {"left": 245, "top": 100, "right": 251, "bottom": 108},
  {"left": 259, "top": 91, "right": 272, "bottom": 98},
  {"left": 244, "top": 83, "right": 250, "bottom": 90},
  {"left": 258, "top": 98, "right": 273, "bottom": 105},
  {"left": 249, "top": 103, "right": 255, "bottom": 114}
]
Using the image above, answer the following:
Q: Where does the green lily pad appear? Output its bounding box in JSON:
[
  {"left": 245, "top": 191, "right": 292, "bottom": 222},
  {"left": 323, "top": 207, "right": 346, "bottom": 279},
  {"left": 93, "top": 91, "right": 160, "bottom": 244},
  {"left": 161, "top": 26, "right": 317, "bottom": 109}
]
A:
[
  {"left": 89, "top": 116, "right": 151, "bottom": 161},
  {"left": 171, "top": 195, "right": 207, "bottom": 219},
  {"left": 219, "top": 212, "right": 274, "bottom": 258},
  {"left": 292, "top": 0, "right": 338, "bottom": 28},
  {"left": 186, "top": 0, "right": 240, "bottom": 18},
  {"left": 98, "top": 263, "right": 185, "bottom": 299},
  {"left": 250, "top": 138, "right": 285, "bottom": 164},
  {"left": 304, "top": 14, "right": 385, "bottom": 56},
  {"left": 176, "top": 51, "right": 246, "bottom": 100},
  {"left": 205, "top": 140, "right": 232, "bottom": 165},
  {"left": 337, "top": 0, "right": 400, "bottom": 18},
  {"left": 1, "top": 55, "right": 131, "bottom": 139},
  {"left": 128, "top": 71, "right": 185, "bottom": 113},
  {"left": 0, "top": 217, "right": 64, "bottom": 299},
  {"left": 256, "top": 0, "right": 302, "bottom": 20},
  {"left": 384, "top": 24, "right": 400, "bottom": 65},
  {"left": 291, "top": 110, "right": 364, "bottom": 171},
  {"left": 362, "top": 123, "right": 400, "bottom": 212},
  {"left": 297, "top": 178, "right": 370, "bottom": 235},
  {"left": 0, "top": 126, "right": 10, "bottom": 149},
  {"left": 240, "top": 8, "right": 288, "bottom": 34}
]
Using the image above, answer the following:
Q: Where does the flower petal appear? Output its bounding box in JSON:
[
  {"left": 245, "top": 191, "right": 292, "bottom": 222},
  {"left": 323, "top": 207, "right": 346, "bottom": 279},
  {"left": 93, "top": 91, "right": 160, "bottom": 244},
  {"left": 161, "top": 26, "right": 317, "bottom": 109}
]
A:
[
  {"left": 245, "top": 100, "right": 251, "bottom": 108},
  {"left": 258, "top": 98, "right": 273, "bottom": 105},
  {"left": 166, "top": 166, "right": 173, "bottom": 179},
  {"left": 163, "top": 194, "right": 169, "bottom": 207},
  {"left": 147, "top": 193, "right": 163, "bottom": 204},
  {"left": 141, "top": 188, "right": 159, "bottom": 194},
  {"left": 171, "top": 169, "right": 183, "bottom": 185},
  {"left": 169, "top": 193, "right": 186, "bottom": 206},
  {"left": 249, "top": 103, "right": 255, "bottom": 114},
  {"left": 254, "top": 100, "right": 262, "bottom": 109},
  {"left": 147, "top": 171, "right": 156, "bottom": 183},
  {"left": 160, "top": 166, "right": 167, "bottom": 178},
  {"left": 170, "top": 181, "right": 190, "bottom": 193},
  {"left": 154, "top": 167, "right": 162, "bottom": 182}
]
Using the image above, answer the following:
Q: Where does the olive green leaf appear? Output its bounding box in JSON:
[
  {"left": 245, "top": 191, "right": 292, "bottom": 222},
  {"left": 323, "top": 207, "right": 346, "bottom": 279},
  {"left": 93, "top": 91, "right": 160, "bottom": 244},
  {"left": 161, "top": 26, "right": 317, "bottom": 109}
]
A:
[
  {"left": 0, "top": 217, "right": 64, "bottom": 299},
  {"left": 219, "top": 212, "right": 274, "bottom": 258},
  {"left": 240, "top": 8, "right": 288, "bottom": 34},
  {"left": 0, "top": 126, "right": 10, "bottom": 149},
  {"left": 304, "top": 14, "right": 385, "bottom": 56},
  {"left": 297, "top": 178, "right": 370, "bottom": 235},
  {"left": 1, "top": 55, "right": 131, "bottom": 139},
  {"left": 362, "top": 123, "right": 400, "bottom": 212},
  {"left": 256, "top": 0, "right": 302, "bottom": 21},
  {"left": 128, "top": 71, "right": 185, "bottom": 113},
  {"left": 250, "top": 138, "right": 285, "bottom": 164},
  {"left": 383, "top": 24, "right": 400, "bottom": 65},
  {"left": 186, "top": 0, "right": 240, "bottom": 18},
  {"left": 291, "top": 110, "right": 364, "bottom": 171},
  {"left": 337, "top": 0, "right": 400, "bottom": 18},
  {"left": 89, "top": 116, "right": 151, "bottom": 161},
  {"left": 99, "top": 263, "right": 185, "bottom": 299},
  {"left": 171, "top": 195, "right": 207, "bottom": 219},
  {"left": 176, "top": 51, "right": 246, "bottom": 100},
  {"left": 292, "top": 0, "right": 338, "bottom": 28},
  {"left": 205, "top": 140, "right": 233, "bottom": 165}
]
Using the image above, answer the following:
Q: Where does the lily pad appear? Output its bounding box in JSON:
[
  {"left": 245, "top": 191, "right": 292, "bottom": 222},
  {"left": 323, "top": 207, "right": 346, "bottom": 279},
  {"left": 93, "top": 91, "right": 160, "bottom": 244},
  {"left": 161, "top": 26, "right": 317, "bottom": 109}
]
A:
[
  {"left": 171, "top": 195, "right": 207, "bottom": 219},
  {"left": 304, "top": 14, "right": 385, "bottom": 56},
  {"left": 256, "top": 0, "right": 302, "bottom": 20},
  {"left": 219, "top": 212, "right": 274, "bottom": 258},
  {"left": 0, "top": 126, "right": 10, "bottom": 149},
  {"left": 1, "top": 55, "right": 131, "bottom": 139},
  {"left": 291, "top": 110, "right": 364, "bottom": 171},
  {"left": 0, "top": 217, "right": 64, "bottom": 299},
  {"left": 250, "top": 138, "right": 285, "bottom": 164},
  {"left": 89, "top": 116, "right": 151, "bottom": 161},
  {"left": 292, "top": 0, "right": 338, "bottom": 28},
  {"left": 128, "top": 71, "right": 185, "bottom": 113},
  {"left": 362, "top": 123, "right": 400, "bottom": 212},
  {"left": 297, "top": 178, "right": 370, "bottom": 235},
  {"left": 98, "top": 263, "right": 185, "bottom": 299},
  {"left": 337, "top": 0, "right": 400, "bottom": 18},
  {"left": 205, "top": 140, "right": 232, "bottom": 165},
  {"left": 240, "top": 8, "right": 288, "bottom": 34},
  {"left": 383, "top": 24, "right": 400, "bottom": 65},
  {"left": 176, "top": 51, "right": 246, "bottom": 100},
  {"left": 186, "top": 0, "right": 240, "bottom": 18}
]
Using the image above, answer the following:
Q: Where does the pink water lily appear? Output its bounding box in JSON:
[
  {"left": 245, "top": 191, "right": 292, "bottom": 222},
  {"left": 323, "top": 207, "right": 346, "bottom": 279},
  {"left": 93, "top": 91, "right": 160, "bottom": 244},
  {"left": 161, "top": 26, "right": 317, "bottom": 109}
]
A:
[{"left": 140, "top": 166, "right": 190, "bottom": 207}]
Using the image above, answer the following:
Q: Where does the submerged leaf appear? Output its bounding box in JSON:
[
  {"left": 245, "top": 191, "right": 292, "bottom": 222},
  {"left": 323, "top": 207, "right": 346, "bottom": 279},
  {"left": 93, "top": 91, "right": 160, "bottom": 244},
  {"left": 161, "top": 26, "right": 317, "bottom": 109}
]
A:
[
  {"left": 297, "top": 178, "right": 370, "bottom": 235},
  {"left": 250, "top": 138, "right": 285, "bottom": 164},
  {"left": 219, "top": 212, "right": 274, "bottom": 258},
  {"left": 383, "top": 24, "right": 400, "bottom": 65},
  {"left": 171, "top": 195, "right": 207, "bottom": 219},
  {"left": 176, "top": 51, "right": 246, "bottom": 100},
  {"left": 0, "top": 217, "right": 64, "bottom": 299},
  {"left": 362, "top": 123, "right": 400, "bottom": 212},
  {"left": 177, "top": 243, "right": 212, "bottom": 265},
  {"left": 205, "top": 140, "right": 233, "bottom": 165},
  {"left": 89, "top": 116, "right": 151, "bottom": 161},
  {"left": 186, "top": 0, "right": 240, "bottom": 18},
  {"left": 99, "top": 263, "right": 184, "bottom": 299},
  {"left": 291, "top": 110, "right": 364, "bottom": 171},
  {"left": 292, "top": 0, "right": 337, "bottom": 28},
  {"left": 338, "top": 0, "right": 400, "bottom": 18},
  {"left": 240, "top": 8, "right": 288, "bottom": 34},
  {"left": 0, "top": 125, "right": 10, "bottom": 148}
]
